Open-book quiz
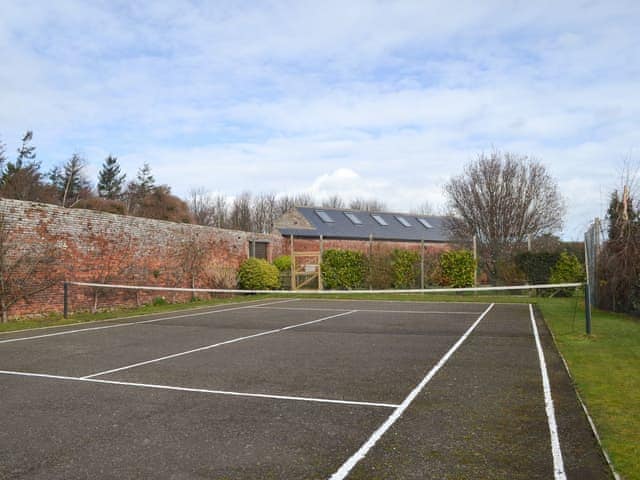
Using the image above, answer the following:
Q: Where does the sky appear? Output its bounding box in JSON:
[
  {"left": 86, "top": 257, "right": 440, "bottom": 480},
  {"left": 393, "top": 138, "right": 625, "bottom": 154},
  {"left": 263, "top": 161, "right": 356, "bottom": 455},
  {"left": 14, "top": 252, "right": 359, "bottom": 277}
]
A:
[{"left": 0, "top": 1, "right": 638, "bottom": 240}]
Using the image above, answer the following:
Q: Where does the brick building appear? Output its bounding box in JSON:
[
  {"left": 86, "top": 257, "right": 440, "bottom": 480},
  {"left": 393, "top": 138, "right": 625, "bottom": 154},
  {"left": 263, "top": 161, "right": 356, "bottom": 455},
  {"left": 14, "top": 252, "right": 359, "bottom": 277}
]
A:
[{"left": 275, "top": 206, "right": 451, "bottom": 254}]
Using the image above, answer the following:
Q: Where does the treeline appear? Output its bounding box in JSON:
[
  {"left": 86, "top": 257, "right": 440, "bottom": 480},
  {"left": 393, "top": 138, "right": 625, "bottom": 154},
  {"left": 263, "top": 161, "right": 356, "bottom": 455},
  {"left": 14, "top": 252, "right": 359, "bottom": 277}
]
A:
[
  {"left": 0, "top": 131, "right": 401, "bottom": 232},
  {"left": 597, "top": 185, "right": 640, "bottom": 314},
  {"left": 187, "top": 189, "right": 392, "bottom": 233},
  {"left": 0, "top": 132, "right": 191, "bottom": 222}
]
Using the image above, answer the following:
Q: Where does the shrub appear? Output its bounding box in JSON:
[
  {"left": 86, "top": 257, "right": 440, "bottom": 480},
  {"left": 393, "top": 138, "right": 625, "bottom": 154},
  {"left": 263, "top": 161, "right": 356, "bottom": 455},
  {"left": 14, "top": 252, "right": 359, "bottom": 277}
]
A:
[
  {"left": 152, "top": 296, "right": 168, "bottom": 306},
  {"left": 549, "top": 252, "right": 585, "bottom": 296},
  {"left": 515, "top": 251, "right": 561, "bottom": 285},
  {"left": 391, "top": 249, "right": 421, "bottom": 288},
  {"left": 321, "top": 249, "right": 366, "bottom": 290},
  {"left": 237, "top": 258, "right": 280, "bottom": 290},
  {"left": 366, "top": 249, "right": 394, "bottom": 289},
  {"left": 439, "top": 250, "right": 476, "bottom": 288},
  {"left": 272, "top": 255, "right": 291, "bottom": 272}
]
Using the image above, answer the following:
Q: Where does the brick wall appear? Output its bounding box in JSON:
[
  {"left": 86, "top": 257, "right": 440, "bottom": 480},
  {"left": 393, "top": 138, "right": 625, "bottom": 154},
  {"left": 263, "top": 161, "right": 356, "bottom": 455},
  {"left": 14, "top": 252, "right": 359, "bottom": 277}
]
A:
[
  {"left": 0, "top": 199, "right": 284, "bottom": 318},
  {"left": 286, "top": 237, "right": 449, "bottom": 257}
]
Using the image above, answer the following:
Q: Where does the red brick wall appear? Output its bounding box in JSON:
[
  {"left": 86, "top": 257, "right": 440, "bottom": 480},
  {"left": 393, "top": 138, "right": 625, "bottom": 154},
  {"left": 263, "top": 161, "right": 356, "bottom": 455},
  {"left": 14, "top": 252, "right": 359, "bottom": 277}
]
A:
[
  {"left": 0, "top": 199, "right": 284, "bottom": 318},
  {"left": 286, "top": 237, "right": 449, "bottom": 257}
]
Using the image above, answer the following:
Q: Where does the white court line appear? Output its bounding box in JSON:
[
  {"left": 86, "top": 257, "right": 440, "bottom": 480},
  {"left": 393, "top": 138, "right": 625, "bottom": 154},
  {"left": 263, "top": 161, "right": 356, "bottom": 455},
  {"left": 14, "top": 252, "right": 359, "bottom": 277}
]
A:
[
  {"left": 251, "top": 305, "right": 483, "bottom": 315},
  {"left": 0, "top": 296, "right": 289, "bottom": 336},
  {"left": 0, "top": 299, "right": 299, "bottom": 345},
  {"left": 329, "top": 303, "right": 495, "bottom": 480},
  {"left": 0, "top": 370, "right": 398, "bottom": 409},
  {"left": 82, "top": 310, "right": 357, "bottom": 379},
  {"left": 529, "top": 304, "right": 566, "bottom": 480}
]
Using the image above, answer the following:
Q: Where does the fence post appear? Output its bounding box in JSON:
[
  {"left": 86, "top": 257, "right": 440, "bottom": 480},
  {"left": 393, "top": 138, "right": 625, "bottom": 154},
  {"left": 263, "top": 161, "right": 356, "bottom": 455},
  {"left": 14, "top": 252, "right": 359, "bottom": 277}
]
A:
[
  {"left": 584, "top": 231, "right": 592, "bottom": 335},
  {"left": 420, "top": 239, "right": 425, "bottom": 290},
  {"left": 63, "top": 281, "right": 69, "bottom": 319}
]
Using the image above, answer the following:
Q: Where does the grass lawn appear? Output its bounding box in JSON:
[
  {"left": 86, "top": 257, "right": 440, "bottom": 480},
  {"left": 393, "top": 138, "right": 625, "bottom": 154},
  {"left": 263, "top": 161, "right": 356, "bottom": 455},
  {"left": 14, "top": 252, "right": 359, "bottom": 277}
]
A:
[{"left": 539, "top": 298, "right": 640, "bottom": 480}]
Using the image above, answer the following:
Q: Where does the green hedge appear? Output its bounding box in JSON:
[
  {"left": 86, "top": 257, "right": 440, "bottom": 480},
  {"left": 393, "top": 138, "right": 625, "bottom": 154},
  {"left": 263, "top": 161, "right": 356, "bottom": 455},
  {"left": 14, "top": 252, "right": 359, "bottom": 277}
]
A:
[
  {"left": 237, "top": 258, "right": 280, "bottom": 290},
  {"left": 272, "top": 255, "right": 291, "bottom": 272},
  {"left": 392, "top": 249, "right": 421, "bottom": 288},
  {"left": 439, "top": 250, "right": 475, "bottom": 288},
  {"left": 549, "top": 252, "right": 585, "bottom": 296},
  {"left": 515, "top": 251, "right": 561, "bottom": 285},
  {"left": 321, "top": 249, "right": 366, "bottom": 289}
]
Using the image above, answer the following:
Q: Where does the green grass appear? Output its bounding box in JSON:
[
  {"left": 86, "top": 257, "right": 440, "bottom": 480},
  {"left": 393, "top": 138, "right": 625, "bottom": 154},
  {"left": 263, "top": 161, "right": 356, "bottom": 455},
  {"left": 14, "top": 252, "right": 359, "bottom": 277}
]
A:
[
  {"left": 539, "top": 299, "right": 640, "bottom": 480},
  {"left": 0, "top": 294, "right": 272, "bottom": 334}
]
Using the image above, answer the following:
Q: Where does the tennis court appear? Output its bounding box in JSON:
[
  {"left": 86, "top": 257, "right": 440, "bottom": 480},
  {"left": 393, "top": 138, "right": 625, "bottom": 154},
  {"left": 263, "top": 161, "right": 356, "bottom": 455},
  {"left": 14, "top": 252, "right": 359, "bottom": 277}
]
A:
[{"left": 0, "top": 297, "right": 611, "bottom": 479}]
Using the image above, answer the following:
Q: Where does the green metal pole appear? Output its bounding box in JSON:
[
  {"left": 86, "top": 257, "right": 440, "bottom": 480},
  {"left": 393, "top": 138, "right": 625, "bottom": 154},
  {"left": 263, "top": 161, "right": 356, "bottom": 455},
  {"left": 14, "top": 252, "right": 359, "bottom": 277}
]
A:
[{"left": 63, "top": 281, "right": 69, "bottom": 319}]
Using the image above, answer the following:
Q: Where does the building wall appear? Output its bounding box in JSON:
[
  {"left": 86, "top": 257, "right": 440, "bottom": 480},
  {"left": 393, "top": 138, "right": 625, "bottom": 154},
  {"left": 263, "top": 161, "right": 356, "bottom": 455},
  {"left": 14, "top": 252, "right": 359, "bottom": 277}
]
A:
[
  {"left": 0, "top": 199, "right": 284, "bottom": 318},
  {"left": 286, "top": 237, "right": 449, "bottom": 257}
]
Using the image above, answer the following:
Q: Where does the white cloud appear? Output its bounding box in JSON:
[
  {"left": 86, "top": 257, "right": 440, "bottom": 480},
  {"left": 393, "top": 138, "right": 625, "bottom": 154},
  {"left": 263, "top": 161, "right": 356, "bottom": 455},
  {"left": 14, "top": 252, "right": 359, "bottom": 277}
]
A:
[{"left": 1, "top": 1, "right": 639, "bottom": 238}]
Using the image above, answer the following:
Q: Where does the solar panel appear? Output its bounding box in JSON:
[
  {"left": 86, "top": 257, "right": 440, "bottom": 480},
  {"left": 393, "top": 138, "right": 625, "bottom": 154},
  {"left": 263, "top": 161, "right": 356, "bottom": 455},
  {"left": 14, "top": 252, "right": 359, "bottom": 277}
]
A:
[
  {"left": 371, "top": 214, "right": 388, "bottom": 226},
  {"left": 417, "top": 218, "right": 433, "bottom": 229},
  {"left": 315, "top": 210, "right": 334, "bottom": 223},
  {"left": 395, "top": 215, "right": 412, "bottom": 227},
  {"left": 344, "top": 212, "right": 363, "bottom": 225}
]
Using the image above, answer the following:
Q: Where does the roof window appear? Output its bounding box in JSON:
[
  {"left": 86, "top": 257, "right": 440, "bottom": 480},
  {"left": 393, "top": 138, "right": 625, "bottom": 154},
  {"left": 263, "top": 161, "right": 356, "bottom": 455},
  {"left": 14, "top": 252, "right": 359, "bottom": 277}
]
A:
[
  {"left": 371, "top": 214, "right": 388, "bottom": 226},
  {"left": 417, "top": 218, "right": 433, "bottom": 229},
  {"left": 344, "top": 212, "right": 363, "bottom": 225},
  {"left": 315, "top": 210, "right": 335, "bottom": 223},
  {"left": 395, "top": 215, "right": 412, "bottom": 227}
]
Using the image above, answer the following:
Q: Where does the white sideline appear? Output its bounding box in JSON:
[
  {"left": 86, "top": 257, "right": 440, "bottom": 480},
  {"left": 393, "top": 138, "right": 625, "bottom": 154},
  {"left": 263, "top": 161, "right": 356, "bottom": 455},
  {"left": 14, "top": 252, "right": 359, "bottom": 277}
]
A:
[
  {"left": 82, "top": 310, "right": 357, "bottom": 379},
  {"left": 0, "top": 299, "right": 298, "bottom": 344},
  {"left": 0, "top": 370, "right": 398, "bottom": 408},
  {"left": 529, "top": 304, "right": 566, "bottom": 480},
  {"left": 328, "top": 303, "right": 495, "bottom": 480}
]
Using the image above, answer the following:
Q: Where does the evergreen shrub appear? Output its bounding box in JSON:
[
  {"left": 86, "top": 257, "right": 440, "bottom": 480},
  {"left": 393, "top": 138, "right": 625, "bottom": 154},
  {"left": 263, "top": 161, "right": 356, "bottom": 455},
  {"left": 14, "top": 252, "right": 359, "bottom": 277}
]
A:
[{"left": 237, "top": 258, "right": 280, "bottom": 290}]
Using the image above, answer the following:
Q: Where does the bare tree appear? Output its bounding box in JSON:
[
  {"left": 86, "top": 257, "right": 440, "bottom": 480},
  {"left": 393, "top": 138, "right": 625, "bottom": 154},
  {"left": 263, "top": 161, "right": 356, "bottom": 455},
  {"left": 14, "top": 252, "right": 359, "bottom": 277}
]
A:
[
  {"left": 598, "top": 163, "right": 640, "bottom": 313},
  {"left": 211, "top": 194, "right": 229, "bottom": 228},
  {"left": 0, "top": 213, "right": 62, "bottom": 322},
  {"left": 322, "top": 195, "right": 345, "bottom": 209},
  {"left": 444, "top": 151, "right": 565, "bottom": 281},
  {"left": 349, "top": 198, "right": 387, "bottom": 212},
  {"left": 411, "top": 201, "right": 436, "bottom": 216},
  {"left": 229, "top": 191, "right": 253, "bottom": 231},
  {"left": 188, "top": 187, "right": 216, "bottom": 226},
  {"left": 253, "top": 192, "right": 277, "bottom": 233}
]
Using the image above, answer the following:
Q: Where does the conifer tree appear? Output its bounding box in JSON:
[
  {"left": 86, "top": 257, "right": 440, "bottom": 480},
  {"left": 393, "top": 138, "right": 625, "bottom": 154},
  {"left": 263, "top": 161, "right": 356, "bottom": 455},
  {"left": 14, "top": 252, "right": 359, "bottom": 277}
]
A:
[{"left": 97, "top": 155, "right": 126, "bottom": 199}]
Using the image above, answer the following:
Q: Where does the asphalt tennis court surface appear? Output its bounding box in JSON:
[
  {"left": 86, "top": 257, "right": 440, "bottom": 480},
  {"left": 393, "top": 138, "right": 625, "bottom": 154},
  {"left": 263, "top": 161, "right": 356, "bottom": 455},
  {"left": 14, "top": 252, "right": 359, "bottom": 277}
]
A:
[{"left": 0, "top": 298, "right": 612, "bottom": 479}]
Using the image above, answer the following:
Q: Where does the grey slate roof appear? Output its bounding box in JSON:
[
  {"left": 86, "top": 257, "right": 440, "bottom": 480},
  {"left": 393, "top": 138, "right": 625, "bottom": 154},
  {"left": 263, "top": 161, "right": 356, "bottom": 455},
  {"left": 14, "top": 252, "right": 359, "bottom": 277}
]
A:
[{"left": 277, "top": 207, "right": 450, "bottom": 243}]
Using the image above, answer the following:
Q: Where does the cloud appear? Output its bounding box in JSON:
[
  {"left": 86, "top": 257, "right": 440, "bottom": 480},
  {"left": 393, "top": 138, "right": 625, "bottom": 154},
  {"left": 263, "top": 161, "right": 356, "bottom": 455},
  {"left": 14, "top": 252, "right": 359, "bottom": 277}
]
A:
[{"left": 1, "top": 1, "right": 639, "bottom": 238}]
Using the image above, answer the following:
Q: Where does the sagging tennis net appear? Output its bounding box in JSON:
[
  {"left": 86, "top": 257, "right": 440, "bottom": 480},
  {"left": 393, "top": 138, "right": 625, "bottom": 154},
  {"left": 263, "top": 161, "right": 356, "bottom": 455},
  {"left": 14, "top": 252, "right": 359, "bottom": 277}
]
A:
[{"left": 63, "top": 280, "right": 584, "bottom": 317}]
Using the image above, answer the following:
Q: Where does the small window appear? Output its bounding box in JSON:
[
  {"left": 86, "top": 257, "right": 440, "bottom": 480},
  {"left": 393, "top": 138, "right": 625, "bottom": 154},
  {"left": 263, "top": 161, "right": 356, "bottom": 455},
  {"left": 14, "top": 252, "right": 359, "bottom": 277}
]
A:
[
  {"left": 417, "top": 218, "right": 433, "bottom": 229},
  {"left": 395, "top": 215, "right": 412, "bottom": 227},
  {"left": 344, "top": 212, "right": 363, "bottom": 225},
  {"left": 315, "top": 210, "right": 334, "bottom": 223},
  {"left": 371, "top": 214, "right": 388, "bottom": 226}
]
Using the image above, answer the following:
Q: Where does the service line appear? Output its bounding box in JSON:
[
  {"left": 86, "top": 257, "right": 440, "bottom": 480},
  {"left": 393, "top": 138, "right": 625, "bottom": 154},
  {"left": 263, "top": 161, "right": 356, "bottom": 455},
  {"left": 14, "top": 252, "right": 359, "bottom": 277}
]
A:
[
  {"left": 82, "top": 310, "right": 357, "bottom": 379},
  {"left": 529, "top": 304, "right": 566, "bottom": 480},
  {"left": 251, "top": 305, "right": 483, "bottom": 315},
  {"left": 0, "top": 370, "right": 397, "bottom": 409},
  {"left": 329, "top": 303, "right": 495, "bottom": 480},
  {"left": 0, "top": 298, "right": 299, "bottom": 344}
]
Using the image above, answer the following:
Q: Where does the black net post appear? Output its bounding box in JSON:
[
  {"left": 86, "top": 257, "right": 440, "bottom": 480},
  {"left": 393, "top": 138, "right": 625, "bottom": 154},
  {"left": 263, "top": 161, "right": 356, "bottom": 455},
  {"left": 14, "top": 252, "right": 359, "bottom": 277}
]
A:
[{"left": 63, "top": 281, "right": 69, "bottom": 319}]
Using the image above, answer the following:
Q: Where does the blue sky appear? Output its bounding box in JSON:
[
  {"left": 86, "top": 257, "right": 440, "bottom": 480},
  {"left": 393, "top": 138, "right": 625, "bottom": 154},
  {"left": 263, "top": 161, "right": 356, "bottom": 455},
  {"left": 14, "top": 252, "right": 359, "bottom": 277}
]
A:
[{"left": 1, "top": 1, "right": 638, "bottom": 239}]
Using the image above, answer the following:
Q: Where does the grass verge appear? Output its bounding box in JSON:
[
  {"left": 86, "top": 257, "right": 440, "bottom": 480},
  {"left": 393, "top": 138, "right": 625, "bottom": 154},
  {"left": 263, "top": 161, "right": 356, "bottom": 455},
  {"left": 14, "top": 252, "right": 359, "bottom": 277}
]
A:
[{"left": 539, "top": 298, "right": 640, "bottom": 480}]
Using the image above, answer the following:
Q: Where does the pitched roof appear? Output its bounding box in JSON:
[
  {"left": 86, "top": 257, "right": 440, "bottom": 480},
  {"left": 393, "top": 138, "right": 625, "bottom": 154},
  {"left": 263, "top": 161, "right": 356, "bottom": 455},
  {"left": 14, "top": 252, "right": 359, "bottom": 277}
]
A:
[{"left": 276, "top": 206, "right": 450, "bottom": 242}]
